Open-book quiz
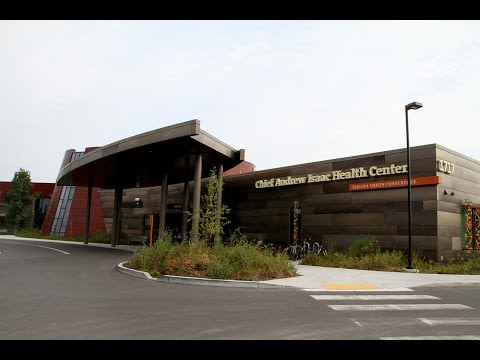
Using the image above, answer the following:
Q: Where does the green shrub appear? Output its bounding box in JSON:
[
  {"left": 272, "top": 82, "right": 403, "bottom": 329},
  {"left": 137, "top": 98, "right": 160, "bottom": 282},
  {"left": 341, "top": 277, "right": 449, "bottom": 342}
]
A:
[
  {"left": 355, "top": 250, "right": 405, "bottom": 271},
  {"left": 303, "top": 251, "right": 352, "bottom": 268},
  {"left": 91, "top": 230, "right": 110, "bottom": 243},
  {"left": 208, "top": 260, "right": 234, "bottom": 279},
  {"left": 347, "top": 234, "right": 381, "bottom": 258},
  {"left": 126, "top": 230, "right": 176, "bottom": 276},
  {"left": 226, "top": 227, "right": 248, "bottom": 246},
  {"left": 415, "top": 254, "right": 480, "bottom": 274}
]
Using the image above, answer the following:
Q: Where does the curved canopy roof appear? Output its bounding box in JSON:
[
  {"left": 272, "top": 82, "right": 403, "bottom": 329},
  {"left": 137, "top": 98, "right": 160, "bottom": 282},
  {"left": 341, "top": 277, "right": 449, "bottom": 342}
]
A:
[{"left": 57, "top": 120, "right": 245, "bottom": 188}]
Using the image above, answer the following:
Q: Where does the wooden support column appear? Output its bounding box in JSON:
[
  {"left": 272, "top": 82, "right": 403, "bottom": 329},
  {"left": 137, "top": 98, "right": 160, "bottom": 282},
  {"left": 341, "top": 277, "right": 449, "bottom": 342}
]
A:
[
  {"left": 84, "top": 166, "right": 93, "bottom": 244},
  {"left": 181, "top": 178, "right": 190, "bottom": 243},
  {"left": 112, "top": 183, "right": 123, "bottom": 247},
  {"left": 191, "top": 153, "right": 202, "bottom": 243},
  {"left": 214, "top": 162, "right": 224, "bottom": 244},
  {"left": 159, "top": 171, "right": 168, "bottom": 237},
  {"left": 149, "top": 214, "right": 154, "bottom": 247}
]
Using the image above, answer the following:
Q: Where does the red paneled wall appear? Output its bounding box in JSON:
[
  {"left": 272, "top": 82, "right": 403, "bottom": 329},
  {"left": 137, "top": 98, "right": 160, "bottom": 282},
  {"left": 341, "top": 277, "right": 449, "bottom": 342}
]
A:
[
  {"left": 0, "top": 182, "right": 10, "bottom": 203},
  {"left": 31, "top": 183, "right": 55, "bottom": 198},
  {"left": 224, "top": 161, "right": 256, "bottom": 176},
  {"left": 67, "top": 186, "right": 105, "bottom": 238},
  {"left": 41, "top": 148, "right": 106, "bottom": 238},
  {"left": 0, "top": 182, "right": 54, "bottom": 203}
]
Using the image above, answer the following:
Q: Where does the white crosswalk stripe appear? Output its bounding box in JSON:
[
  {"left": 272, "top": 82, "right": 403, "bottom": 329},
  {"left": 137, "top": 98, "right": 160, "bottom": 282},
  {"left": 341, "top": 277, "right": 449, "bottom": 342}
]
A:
[
  {"left": 302, "top": 287, "right": 414, "bottom": 292},
  {"left": 352, "top": 317, "right": 421, "bottom": 327},
  {"left": 328, "top": 304, "right": 474, "bottom": 311},
  {"left": 419, "top": 318, "right": 480, "bottom": 326},
  {"left": 311, "top": 294, "right": 438, "bottom": 300},
  {"left": 380, "top": 335, "right": 480, "bottom": 340}
]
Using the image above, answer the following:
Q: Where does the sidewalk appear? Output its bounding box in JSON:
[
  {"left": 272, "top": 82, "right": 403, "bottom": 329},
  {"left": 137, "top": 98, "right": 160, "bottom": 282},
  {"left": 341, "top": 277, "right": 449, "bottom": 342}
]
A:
[
  {"left": 261, "top": 264, "right": 480, "bottom": 290},
  {"left": 3, "top": 235, "right": 480, "bottom": 290}
]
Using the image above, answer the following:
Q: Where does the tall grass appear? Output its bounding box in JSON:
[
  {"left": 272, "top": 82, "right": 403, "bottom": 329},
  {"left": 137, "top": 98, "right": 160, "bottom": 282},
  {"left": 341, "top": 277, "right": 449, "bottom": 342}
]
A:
[
  {"left": 415, "top": 255, "right": 480, "bottom": 274},
  {"left": 302, "top": 249, "right": 406, "bottom": 272},
  {"left": 11, "top": 228, "right": 131, "bottom": 245},
  {"left": 13, "top": 228, "right": 65, "bottom": 241},
  {"left": 126, "top": 234, "right": 297, "bottom": 280},
  {"left": 302, "top": 235, "right": 480, "bottom": 274}
]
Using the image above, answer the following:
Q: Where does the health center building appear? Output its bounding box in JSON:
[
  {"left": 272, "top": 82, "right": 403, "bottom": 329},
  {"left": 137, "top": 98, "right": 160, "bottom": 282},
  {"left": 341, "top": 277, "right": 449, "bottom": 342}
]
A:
[{"left": 42, "top": 120, "right": 480, "bottom": 261}]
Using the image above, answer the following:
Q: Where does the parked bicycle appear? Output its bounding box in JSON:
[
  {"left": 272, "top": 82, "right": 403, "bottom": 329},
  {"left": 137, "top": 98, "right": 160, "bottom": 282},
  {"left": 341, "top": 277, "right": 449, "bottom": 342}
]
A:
[
  {"left": 286, "top": 243, "right": 302, "bottom": 261},
  {"left": 312, "top": 240, "right": 328, "bottom": 256},
  {"left": 286, "top": 236, "right": 313, "bottom": 260}
]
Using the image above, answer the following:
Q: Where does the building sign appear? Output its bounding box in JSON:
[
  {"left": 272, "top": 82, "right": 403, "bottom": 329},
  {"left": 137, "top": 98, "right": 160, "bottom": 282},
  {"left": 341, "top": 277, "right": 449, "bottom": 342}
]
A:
[
  {"left": 255, "top": 163, "right": 408, "bottom": 189},
  {"left": 437, "top": 159, "right": 455, "bottom": 174},
  {"left": 349, "top": 176, "right": 440, "bottom": 191}
]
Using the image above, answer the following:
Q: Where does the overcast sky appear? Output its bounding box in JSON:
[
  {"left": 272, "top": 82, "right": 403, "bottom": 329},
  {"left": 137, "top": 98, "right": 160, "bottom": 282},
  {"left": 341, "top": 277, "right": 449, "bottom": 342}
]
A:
[{"left": 1, "top": 20, "right": 479, "bottom": 183}]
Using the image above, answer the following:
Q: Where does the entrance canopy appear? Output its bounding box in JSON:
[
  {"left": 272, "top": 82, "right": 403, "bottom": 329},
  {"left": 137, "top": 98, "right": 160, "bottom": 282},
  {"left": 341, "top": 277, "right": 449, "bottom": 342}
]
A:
[{"left": 56, "top": 120, "right": 245, "bottom": 188}]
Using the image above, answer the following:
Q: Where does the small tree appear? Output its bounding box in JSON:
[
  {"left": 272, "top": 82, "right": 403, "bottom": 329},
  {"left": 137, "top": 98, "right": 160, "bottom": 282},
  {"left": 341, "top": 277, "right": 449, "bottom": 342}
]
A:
[
  {"left": 198, "top": 167, "right": 230, "bottom": 247},
  {"left": 6, "top": 169, "right": 33, "bottom": 230}
]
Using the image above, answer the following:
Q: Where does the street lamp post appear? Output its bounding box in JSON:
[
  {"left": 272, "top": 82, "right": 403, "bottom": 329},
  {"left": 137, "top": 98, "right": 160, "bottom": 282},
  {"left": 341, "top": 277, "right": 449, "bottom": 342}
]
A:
[{"left": 405, "top": 101, "right": 423, "bottom": 270}]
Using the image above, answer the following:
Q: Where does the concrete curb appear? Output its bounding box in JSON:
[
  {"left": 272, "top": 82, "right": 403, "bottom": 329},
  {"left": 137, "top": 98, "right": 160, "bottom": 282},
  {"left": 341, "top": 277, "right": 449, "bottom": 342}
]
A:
[
  {"left": 117, "top": 261, "right": 295, "bottom": 289},
  {"left": 117, "top": 261, "right": 156, "bottom": 280}
]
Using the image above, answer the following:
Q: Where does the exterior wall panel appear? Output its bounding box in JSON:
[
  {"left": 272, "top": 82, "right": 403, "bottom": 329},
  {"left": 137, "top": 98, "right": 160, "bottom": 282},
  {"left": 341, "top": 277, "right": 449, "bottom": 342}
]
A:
[{"left": 72, "top": 143, "right": 480, "bottom": 261}]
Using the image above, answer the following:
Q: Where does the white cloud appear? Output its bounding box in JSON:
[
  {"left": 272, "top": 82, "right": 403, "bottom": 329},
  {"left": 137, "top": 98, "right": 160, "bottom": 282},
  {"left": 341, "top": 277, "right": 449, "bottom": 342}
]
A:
[{"left": 0, "top": 20, "right": 479, "bottom": 182}]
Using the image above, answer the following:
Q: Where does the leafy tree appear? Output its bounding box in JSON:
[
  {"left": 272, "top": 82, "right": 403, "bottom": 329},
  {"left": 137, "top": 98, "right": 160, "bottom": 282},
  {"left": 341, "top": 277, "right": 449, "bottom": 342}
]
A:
[
  {"left": 6, "top": 169, "right": 33, "bottom": 230},
  {"left": 198, "top": 167, "right": 230, "bottom": 247}
]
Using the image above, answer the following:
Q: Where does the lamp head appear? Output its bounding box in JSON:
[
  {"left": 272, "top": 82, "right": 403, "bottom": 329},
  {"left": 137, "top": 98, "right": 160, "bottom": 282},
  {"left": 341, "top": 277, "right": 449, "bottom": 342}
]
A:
[{"left": 406, "top": 102, "right": 423, "bottom": 110}]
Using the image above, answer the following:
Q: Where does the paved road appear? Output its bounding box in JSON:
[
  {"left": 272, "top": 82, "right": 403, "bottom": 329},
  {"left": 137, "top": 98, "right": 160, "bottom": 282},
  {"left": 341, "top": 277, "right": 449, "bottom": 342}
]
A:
[{"left": 1, "top": 238, "right": 480, "bottom": 339}]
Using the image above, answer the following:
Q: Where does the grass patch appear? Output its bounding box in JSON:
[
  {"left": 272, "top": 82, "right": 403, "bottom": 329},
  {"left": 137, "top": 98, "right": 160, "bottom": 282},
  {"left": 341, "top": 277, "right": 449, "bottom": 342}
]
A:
[
  {"left": 302, "top": 249, "right": 406, "bottom": 272},
  {"left": 415, "top": 255, "right": 480, "bottom": 274},
  {"left": 13, "top": 228, "right": 65, "bottom": 241},
  {"left": 301, "top": 250, "right": 480, "bottom": 275},
  {"left": 11, "top": 228, "right": 131, "bottom": 245},
  {"left": 125, "top": 232, "right": 297, "bottom": 281},
  {"left": 302, "top": 235, "right": 480, "bottom": 274}
]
